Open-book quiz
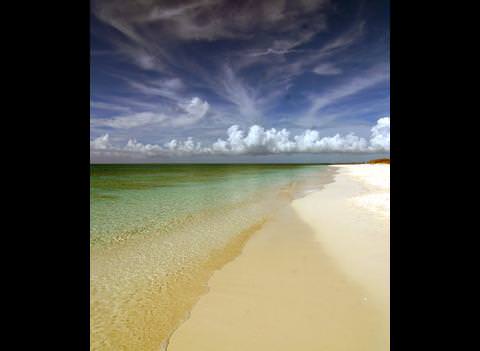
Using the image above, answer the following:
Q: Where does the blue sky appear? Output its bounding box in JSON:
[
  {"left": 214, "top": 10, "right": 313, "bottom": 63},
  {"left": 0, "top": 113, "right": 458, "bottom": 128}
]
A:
[{"left": 90, "top": 0, "right": 389, "bottom": 162}]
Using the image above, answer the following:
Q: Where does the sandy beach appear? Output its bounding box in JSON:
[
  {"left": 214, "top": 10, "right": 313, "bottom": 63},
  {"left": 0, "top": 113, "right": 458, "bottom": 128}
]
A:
[{"left": 167, "top": 164, "right": 390, "bottom": 351}]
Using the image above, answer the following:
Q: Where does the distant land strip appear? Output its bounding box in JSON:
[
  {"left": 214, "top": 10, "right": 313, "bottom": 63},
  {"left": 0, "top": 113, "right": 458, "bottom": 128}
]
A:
[{"left": 366, "top": 158, "right": 390, "bottom": 164}]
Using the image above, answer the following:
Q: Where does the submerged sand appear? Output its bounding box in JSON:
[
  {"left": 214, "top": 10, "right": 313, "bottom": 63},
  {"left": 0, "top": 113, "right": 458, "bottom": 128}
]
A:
[{"left": 167, "top": 165, "right": 390, "bottom": 351}]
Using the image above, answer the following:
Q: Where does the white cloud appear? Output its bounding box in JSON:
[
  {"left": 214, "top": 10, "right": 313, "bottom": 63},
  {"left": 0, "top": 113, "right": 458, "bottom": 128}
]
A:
[
  {"left": 93, "top": 112, "right": 168, "bottom": 129},
  {"left": 90, "top": 133, "right": 111, "bottom": 149},
  {"left": 93, "top": 0, "right": 330, "bottom": 42},
  {"left": 264, "top": 20, "right": 366, "bottom": 83},
  {"left": 91, "top": 97, "right": 209, "bottom": 129},
  {"left": 179, "top": 97, "right": 209, "bottom": 121},
  {"left": 369, "top": 116, "right": 390, "bottom": 151},
  {"left": 127, "top": 77, "right": 185, "bottom": 101},
  {"left": 124, "top": 139, "right": 163, "bottom": 155},
  {"left": 313, "top": 63, "right": 342, "bottom": 75},
  {"left": 91, "top": 117, "right": 390, "bottom": 158},
  {"left": 218, "top": 65, "right": 261, "bottom": 120},
  {"left": 307, "top": 68, "right": 388, "bottom": 117},
  {"left": 90, "top": 101, "right": 132, "bottom": 113}
]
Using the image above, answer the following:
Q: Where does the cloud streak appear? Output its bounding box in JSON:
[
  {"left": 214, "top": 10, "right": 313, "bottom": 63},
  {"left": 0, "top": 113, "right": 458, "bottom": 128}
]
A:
[
  {"left": 93, "top": 0, "right": 331, "bottom": 41},
  {"left": 91, "top": 97, "right": 210, "bottom": 129},
  {"left": 91, "top": 117, "right": 390, "bottom": 159},
  {"left": 308, "top": 66, "right": 388, "bottom": 116}
]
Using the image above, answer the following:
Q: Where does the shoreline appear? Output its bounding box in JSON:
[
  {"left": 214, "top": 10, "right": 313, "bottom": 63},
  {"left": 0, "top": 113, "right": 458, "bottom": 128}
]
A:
[
  {"left": 90, "top": 166, "right": 337, "bottom": 350},
  {"left": 167, "top": 164, "right": 390, "bottom": 350}
]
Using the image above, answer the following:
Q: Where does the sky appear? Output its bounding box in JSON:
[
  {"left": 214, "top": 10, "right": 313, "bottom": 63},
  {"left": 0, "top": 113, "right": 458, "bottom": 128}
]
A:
[{"left": 90, "top": 0, "right": 389, "bottom": 163}]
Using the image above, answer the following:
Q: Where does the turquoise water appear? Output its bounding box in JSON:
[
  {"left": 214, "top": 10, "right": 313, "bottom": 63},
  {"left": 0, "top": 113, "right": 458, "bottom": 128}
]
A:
[
  {"left": 90, "top": 164, "right": 332, "bottom": 350},
  {"left": 91, "top": 164, "right": 328, "bottom": 247}
]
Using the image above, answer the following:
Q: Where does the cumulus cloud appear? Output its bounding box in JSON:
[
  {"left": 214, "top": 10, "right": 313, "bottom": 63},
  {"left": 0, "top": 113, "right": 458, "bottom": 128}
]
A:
[
  {"left": 369, "top": 117, "right": 390, "bottom": 151},
  {"left": 179, "top": 97, "right": 210, "bottom": 123},
  {"left": 91, "top": 117, "right": 390, "bottom": 159},
  {"left": 90, "top": 133, "right": 111, "bottom": 149}
]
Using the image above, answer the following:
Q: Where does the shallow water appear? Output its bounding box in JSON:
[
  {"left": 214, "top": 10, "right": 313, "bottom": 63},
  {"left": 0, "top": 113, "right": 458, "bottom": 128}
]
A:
[{"left": 90, "top": 164, "right": 332, "bottom": 350}]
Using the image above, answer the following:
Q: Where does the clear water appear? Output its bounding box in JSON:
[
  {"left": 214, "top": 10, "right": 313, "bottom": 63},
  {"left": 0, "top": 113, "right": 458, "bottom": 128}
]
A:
[{"left": 90, "top": 164, "right": 333, "bottom": 351}]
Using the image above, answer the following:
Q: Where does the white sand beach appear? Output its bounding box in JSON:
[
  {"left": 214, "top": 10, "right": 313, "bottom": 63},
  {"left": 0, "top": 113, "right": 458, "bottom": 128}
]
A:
[{"left": 166, "top": 164, "right": 390, "bottom": 351}]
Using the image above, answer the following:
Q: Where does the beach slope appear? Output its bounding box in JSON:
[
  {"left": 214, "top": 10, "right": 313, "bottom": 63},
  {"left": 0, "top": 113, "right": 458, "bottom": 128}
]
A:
[{"left": 167, "top": 164, "right": 390, "bottom": 351}]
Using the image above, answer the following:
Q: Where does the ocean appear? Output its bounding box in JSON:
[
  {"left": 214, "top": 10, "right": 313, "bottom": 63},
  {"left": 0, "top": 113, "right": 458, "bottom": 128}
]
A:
[{"left": 90, "top": 164, "right": 333, "bottom": 350}]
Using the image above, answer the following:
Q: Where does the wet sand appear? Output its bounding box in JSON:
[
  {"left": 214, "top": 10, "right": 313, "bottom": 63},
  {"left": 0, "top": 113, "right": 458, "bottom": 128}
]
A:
[{"left": 167, "top": 165, "right": 390, "bottom": 351}]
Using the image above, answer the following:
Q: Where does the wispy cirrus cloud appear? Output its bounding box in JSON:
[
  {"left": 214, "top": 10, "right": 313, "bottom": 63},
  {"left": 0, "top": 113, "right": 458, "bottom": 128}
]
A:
[
  {"left": 299, "top": 64, "right": 389, "bottom": 127},
  {"left": 93, "top": 0, "right": 331, "bottom": 42},
  {"left": 313, "top": 63, "right": 342, "bottom": 75},
  {"left": 90, "top": 101, "right": 133, "bottom": 113},
  {"left": 216, "top": 65, "right": 263, "bottom": 122},
  {"left": 127, "top": 77, "right": 186, "bottom": 102},
  {"left": 262, "top": 19, "right": 366, "bottom": 83},
  {"left": 92, "top": 97, "right": 210, "bottom": 129}
]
